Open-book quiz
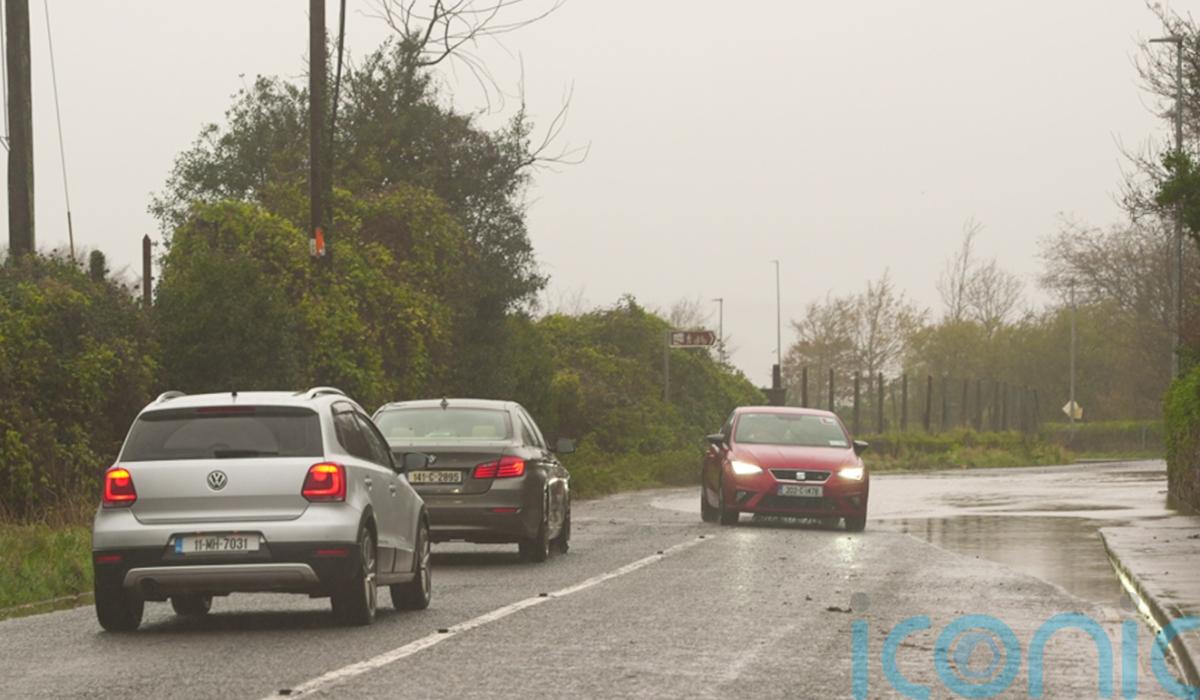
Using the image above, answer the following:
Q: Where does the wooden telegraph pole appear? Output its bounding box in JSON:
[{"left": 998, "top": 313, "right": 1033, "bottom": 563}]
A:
[
  {"left": 309, "top": 0, "right": 327, "bottom": 262},
  {"left": 7, "top": 0, "right": 33, "bottom": 256}
]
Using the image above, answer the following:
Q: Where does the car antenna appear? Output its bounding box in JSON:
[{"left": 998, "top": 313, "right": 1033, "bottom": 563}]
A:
[{"left": 440, "top": 397, "right": 449, "bottom": 410}]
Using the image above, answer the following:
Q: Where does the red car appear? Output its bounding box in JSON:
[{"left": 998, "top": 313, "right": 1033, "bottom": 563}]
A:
[{"left": 700, "top": 406, "right": 869, "bottom": 531}]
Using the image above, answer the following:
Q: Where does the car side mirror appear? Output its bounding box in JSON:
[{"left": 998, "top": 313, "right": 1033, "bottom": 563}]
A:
[
  {"left": 555, "top": 438, "right": 576, "bottom": 455},
  {"left": 853, "top": 440, "right": 869, "bottom": 455},
  {"left": 400, "top": 452, "right": 431, "bottom": 473},
  {"left": 705, "top": 433, "right": 727, "bottom": 447}
]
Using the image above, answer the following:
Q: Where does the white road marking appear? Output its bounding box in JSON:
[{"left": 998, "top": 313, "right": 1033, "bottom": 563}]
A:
[{"left": 263, "top": 535, "right": 716, "bottom": 699}]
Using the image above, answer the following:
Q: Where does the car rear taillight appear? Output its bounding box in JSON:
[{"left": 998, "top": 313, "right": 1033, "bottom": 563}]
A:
[
  {"left": 302, "top": 462, "right": 346, "bottom": 502},
  {"left": 102, "top": 467, "right": 137, "bottom": 507},
  {"left": 472, "top": 456, "right": 525, "bottom": 479}
]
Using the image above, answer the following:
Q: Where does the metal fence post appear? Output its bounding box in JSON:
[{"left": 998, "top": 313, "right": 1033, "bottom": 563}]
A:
[
  {"left": 923, "top": 375, "right": 933, "bottom": 432},
  {"left": 901, "top": 374, "right": 908, "bottom": 432},
  {"left": 853, "top": 372, "right": 861, "bottom": 434}
]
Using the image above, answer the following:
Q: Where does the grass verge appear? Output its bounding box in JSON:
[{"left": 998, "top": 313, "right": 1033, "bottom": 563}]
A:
[{"left": 0, "top": 524, "right": 92, "bottom": 620}]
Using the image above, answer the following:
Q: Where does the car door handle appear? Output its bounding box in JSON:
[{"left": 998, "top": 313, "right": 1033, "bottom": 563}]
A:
[
  {"left": 364, "top": 477, "right": 373, "bottom": 489},
  {"left": 389, "top": 484, "right": 397, "bottom": 496}
]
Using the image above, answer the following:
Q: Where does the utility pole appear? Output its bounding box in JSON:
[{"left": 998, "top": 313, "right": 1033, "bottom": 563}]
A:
[
  {"left": 712, "top": 297, "right": 724, "bottom": 363},
  {"left": 142, "top": 235, "right": 152, "bottom": 307},
  {"left": 6, "top": 0, "right": 33, "bottom": 257},
  {"left": 1152, "top": 35, "right": 1185, "bottom": 378},
  {"left": 309, "top": 0, "right": 328, "bottom": 262},
  {"left": 1069, "top": 281, "right": 1077, "bottom": 432}
]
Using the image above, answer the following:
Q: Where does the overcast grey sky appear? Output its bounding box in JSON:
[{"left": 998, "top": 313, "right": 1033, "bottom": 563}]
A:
[{"left": 4, "top": 1, "right": 1184, "bottom": 385}]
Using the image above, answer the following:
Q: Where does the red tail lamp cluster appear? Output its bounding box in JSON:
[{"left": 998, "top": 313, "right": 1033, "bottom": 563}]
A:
[{"left": 472, "top": 456, "right": 525, "bottom": 479}]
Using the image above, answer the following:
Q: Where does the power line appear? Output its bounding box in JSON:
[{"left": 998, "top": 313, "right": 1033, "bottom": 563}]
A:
[{"left": 44, "top": 0, "right": 74, "bottom": 259}]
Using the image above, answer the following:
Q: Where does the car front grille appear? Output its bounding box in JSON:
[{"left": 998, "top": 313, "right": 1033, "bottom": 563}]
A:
[{"left": 768, "top": 469, "right": 831, "bottom": 483}]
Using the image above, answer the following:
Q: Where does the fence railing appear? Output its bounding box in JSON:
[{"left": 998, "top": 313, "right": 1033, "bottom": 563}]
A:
[{"left": 791, "top": 368, "right": 1043, "bottom": 436}]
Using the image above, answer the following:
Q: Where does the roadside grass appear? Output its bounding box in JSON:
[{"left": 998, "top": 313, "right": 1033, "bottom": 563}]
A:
[{"left": 0, "top": 523, "right": 93, "bottom": 619}]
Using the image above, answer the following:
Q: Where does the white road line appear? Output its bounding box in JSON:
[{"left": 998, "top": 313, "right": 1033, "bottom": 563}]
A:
[{"left": 264, "top": 535, "right": 715, "bottom": 699}]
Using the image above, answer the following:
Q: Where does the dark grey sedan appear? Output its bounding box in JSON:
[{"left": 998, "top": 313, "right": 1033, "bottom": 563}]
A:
[{"left": 372, "top": 399, "right": 573, "bottom": 562}]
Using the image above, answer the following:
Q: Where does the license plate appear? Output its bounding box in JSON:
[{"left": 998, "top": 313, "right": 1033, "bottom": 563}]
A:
[
  {"left": 778, "top": 484, "right": 823, "bottom": 498},
  {"left": 409, "top": 470, "right": 462, "bottom": 484},
  {"left": 175, "top": 534, "right": 259, "bottom": 554}
]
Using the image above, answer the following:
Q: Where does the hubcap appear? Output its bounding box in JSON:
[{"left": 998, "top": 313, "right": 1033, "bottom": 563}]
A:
[
  {"left": 363, "top": 534, "right": 376, "bottom": 613},
  {"left": 419, "top": 527, "right": 431, "bottom": 597}
]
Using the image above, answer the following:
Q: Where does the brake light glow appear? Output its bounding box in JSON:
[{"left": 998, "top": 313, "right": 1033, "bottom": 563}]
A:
[
  {"left": 302, "top": 463, "right": 346, "bottom": 502},
  {"left": 473, "top": 456, "right": 526, "bottom": 479},
  {"left": 102, "top": 467, "right": 137, "bottom": 507}
]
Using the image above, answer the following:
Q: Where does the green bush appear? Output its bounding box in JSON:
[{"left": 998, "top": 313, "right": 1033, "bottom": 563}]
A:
[
  {"left": 860, "top": 429, "right": 1071, "bottom": 471},
  {"left": 1041, "top": 420, "right": 1164, "bottom": 454},
  {"left": 0, "top": 255, "right": 159, "bottom": 519},
  {"left": 1164, "top": 365, "right": 1200, "bottom": 511}
]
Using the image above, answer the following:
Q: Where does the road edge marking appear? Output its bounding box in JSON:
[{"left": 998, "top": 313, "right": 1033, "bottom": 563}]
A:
[{"left": 265, "top": 534, "right": 715, "bottom": 699}]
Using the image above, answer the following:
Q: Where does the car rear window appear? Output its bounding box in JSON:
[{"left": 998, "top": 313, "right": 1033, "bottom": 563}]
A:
[
  {"left": 375, "top": 408, "right": 512, "bottom": 441},
  {"left": 121, "top": 406, "right": 323, "bottom": 461},
  {"left": 734, "top": 413, "right": 850, "bottom": 448}
]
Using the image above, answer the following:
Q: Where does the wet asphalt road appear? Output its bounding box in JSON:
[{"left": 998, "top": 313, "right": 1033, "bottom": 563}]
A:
[{"left": 1, "top": 461, "right": 1188, "bottom": 699}]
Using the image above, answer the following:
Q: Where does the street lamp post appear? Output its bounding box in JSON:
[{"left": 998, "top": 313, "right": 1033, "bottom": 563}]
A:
[
  {"left": 1151, "top": 34, "right": 1185, "bottom": 378},
  {"left": 772, "top": 260, "right": 782, "bottom": 373}
]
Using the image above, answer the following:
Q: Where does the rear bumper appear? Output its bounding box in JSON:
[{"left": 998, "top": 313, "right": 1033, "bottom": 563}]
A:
[
  {"left": 420, "top": 488, "right": 541, "bottom": 543},
  {"left": 93, "top": 541, "right": 361, "bottom": 599},
  {"left": 722, "top": 472, "right": 869, "bottom": 518}
]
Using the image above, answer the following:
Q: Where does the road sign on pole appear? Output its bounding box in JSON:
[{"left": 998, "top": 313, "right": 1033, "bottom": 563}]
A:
[{"left": 669, "top": 330, "right": 717, "bottom": 348}]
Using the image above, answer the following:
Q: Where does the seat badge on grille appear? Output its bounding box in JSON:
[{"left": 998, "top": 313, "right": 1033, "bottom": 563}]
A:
[
  {"left": 795, "top": 471, "right": 806, "bottom": 481},
  {"left": 207, "top": 470, "right": 228, "bottom": 491}
]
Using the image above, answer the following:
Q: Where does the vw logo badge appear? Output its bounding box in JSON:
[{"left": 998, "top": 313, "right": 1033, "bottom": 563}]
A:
[{"left": 207, "top": 470, "right": 228, "bottom": 491}]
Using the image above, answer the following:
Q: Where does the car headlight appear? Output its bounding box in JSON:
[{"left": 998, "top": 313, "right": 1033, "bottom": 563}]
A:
[
  {"left": 839, "top": 466, "right": 865, "bottom": 481},
  {"left": 730, "top": 460, "right": 762, "bottom": 476}
]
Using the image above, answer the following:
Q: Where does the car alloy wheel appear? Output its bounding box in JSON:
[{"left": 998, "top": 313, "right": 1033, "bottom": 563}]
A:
[
  {"left": 333, "top": 527, "right": 377, "bottom": 625},
  {"left": 700, "top": 484, "right": 718, "bottom": 523},
  {"left": 717, "top": 477, "right": 738, "bottom": 526},
  {"left": 392, "top": 519, "right": 432, "bottom": 610}
]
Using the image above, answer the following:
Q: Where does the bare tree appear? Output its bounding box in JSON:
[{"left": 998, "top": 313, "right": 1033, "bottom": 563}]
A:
[
  {"left": 852, "top": 270, "right": 926, "bottom": 378},
  {"left": 966, "top": 259, "right": 1024, "bottom": 337},
  {"left": 783, "top": 293, "right": 857, "bottom": 406},
  {"left": 665, "top": 296, "right": 711, "bottom": 330},
  {"left": 936, "top": 218, "right": 982, "bottom": 322},
  {"left": 367, "top": 0, "right": 588, "bottom": 168}
]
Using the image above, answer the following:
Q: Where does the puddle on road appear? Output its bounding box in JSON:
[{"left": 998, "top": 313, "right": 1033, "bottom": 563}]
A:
[{"left": 880, "top": 515, "right": 1124, "bottom": 605}]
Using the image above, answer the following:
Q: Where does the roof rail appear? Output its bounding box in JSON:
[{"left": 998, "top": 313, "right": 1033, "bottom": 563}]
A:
[
  {"left": 300, "top": 386, "right": 346, "bottom": 400},
  {"left": 154, "top": 390, "right": 186, "bottom": 404}
]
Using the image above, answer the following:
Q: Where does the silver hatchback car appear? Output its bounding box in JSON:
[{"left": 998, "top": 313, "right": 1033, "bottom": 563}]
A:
[{"left": 92, "top": 387, "right": 431, "bottom": 631}]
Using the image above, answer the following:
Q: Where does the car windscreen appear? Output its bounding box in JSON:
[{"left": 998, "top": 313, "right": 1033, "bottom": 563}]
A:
[
  {"left": 120, "top": 406, "right": 324, "bottom": 461},
  {"left": 375, "top": 408, "right": 512, "bottom": 441},
  {"left": 733, "top": 413, "right": 850, "bottom": 448}
]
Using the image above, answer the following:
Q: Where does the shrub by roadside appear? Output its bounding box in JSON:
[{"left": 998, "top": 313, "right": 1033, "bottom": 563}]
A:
[
  {"left": 1164, "top": 365, "right": 1200, "bottom": 511},
  {"left": 856, "top": 429, "right": 1072, "bottom": 472}
]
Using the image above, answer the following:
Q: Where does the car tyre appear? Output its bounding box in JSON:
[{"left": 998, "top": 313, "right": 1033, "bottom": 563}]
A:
[
  {"left": 519, "top": 503, "right": 551, "bottom": 563},
  {"left": 95, "top": 581, "right": 143, "bottom": 632},
  {"left": 552, "top": 501, "right": 571, "bottom": 555},
  {"left": 845, "top": 515, "right": 867, "bottom": 532},
  {"left": 332, "top": 526, "right": 377, "bottom": 626},
  {"left": 391, "top": 518, "right": 432, "bottom": 611},
  {"left": 170, "top": 593, "right": 212, "bottom": 617},
  {"left": 700, "top": 484, "right": 718, "bottom": 523},
  {"left": 717, "top": 477, "right": 739, "bottom": 526}
]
